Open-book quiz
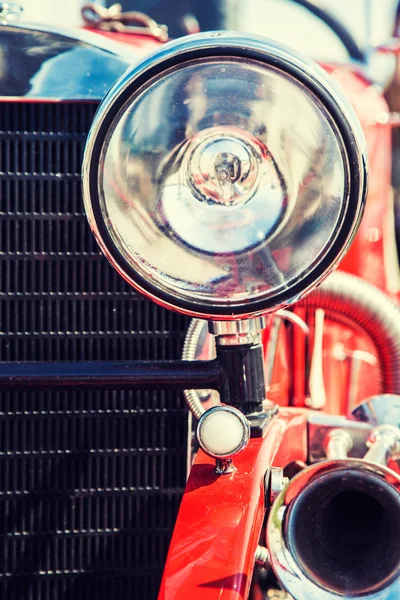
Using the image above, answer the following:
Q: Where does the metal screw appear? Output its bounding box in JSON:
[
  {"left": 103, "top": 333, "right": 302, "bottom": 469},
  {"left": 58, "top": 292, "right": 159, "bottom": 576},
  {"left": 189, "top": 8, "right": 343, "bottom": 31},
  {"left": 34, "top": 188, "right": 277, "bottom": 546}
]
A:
[
  {"left": 255, "top": 545, "right": 270, "bottom": 569},
  {"left": 215, "top": 458, "right": 236, "bottom": 475}
]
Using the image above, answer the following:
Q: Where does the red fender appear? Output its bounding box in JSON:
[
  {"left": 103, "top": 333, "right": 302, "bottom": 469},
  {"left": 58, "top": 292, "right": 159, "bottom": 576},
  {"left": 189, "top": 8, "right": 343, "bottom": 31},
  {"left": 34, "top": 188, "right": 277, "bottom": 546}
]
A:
[{"left": 158, "top": 409, "right": 307, "bottom": 600}]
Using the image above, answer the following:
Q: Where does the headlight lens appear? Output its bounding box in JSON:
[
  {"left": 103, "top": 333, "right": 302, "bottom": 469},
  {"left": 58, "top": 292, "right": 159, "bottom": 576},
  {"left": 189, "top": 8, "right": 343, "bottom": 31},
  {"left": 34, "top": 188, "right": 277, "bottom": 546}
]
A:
[{"left": 83, "top": 34, "right": 367, "bottom": 319}]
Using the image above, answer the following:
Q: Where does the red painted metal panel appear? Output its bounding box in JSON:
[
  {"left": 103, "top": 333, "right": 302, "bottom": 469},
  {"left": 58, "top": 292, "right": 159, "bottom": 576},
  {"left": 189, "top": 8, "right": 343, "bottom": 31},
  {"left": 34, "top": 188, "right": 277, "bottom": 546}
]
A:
[{"left": 159, "top": 409, "right": 307, "bottom": 600}]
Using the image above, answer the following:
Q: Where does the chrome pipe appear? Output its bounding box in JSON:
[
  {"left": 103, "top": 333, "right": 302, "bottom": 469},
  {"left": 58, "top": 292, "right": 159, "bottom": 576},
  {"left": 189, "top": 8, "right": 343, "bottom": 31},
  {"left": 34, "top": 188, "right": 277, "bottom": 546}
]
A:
[
  {"left": 324, "top": 428, "right": 353, "bottom": 460},
  {"left": 365, "top": 424, "right": 400, "bottom": 466}
]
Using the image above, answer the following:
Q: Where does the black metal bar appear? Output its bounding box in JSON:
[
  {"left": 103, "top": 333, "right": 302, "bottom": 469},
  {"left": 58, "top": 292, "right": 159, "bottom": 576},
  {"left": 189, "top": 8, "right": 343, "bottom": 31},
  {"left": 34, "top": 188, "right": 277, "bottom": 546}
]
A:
[
  {"left": 0, "top": 359, "right": 221, "bottom": 390},
  {"left": 217, "top": 343, "right": 266, "bottom": 413}
]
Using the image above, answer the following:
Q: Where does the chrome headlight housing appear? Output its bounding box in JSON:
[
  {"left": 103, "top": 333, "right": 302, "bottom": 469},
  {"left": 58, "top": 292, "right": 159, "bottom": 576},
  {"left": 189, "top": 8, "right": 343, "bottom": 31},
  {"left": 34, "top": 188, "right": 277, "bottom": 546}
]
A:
[{"left": 82, "top": 32, "right": 367, "bottom": 319}]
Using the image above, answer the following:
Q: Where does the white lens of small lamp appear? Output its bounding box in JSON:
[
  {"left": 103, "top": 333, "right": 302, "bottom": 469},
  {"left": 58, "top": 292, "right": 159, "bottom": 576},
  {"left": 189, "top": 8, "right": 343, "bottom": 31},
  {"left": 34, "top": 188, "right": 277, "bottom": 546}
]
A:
[{"left": 197, "top": 406, "right": 250, "bottom": 458}]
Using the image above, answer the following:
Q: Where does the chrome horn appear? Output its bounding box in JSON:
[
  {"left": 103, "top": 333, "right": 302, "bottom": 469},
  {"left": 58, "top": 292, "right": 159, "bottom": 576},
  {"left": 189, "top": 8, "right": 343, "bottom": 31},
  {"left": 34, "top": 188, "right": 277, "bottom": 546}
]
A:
[{"left": 266, "top": 396, "right": 400, "bottom": 600}]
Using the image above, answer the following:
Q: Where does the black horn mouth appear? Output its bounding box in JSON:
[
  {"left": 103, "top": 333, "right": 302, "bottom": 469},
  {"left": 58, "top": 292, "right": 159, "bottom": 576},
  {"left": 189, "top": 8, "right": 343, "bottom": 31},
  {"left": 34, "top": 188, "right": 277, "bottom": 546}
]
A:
[{"left": 285, "top": 468, "right": 400, "bottom": 595}]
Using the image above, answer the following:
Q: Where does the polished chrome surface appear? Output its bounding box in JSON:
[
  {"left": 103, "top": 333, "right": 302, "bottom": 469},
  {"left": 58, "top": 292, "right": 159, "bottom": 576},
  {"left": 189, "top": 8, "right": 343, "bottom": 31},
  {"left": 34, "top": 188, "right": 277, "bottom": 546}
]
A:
[
  {"left": 352, "top": 394, "right": 400, "bottom": 429},
  {"left": 214, "top": 457, "right": 236, "bottom": 475},
  {"left": 209, "top": 317, "right": 266, "bottom": 346},
  {"left": 324, "top": 428, "right": 353, "bottom": 459},
  {"left": 196, "top": 405, "right": 250, "bottom": 460},
  {"left": 209, "top": 318, "right": 266, "bottom": 336},
  {"left": 0, "top": 2, "right": 22, "bottom": 23},
  {"left": 268, "top": 466, "right": 290, "bottom": 506},
  {"left": 269, "top": 396, "right": 400, "bottom": 599},
  {"left": 267, "top": 459, "right": 400, "bottom": 600},
  {"left": 365, "top": 424, "right": 400, "bottom": 464},
  {"left": 254, "top": 545, "right": 270, "bottom": 569},
  {"left": 179, "top": 125, "right": 285, "bottom": 248},
  {"left": 188, "top": 128, "right": 262, "bottom": 208},
  {"left": 83, "top": 32, "right": 367, "bottom": 319},
  {"left": 99, "top": 58, "right": 345, "bottom": 306},
  {"left": 0, "top": 23, "right": 132, "bottom": 100},
  {"left": 308, "top": 413, "right": 372, "bottom": 462}
]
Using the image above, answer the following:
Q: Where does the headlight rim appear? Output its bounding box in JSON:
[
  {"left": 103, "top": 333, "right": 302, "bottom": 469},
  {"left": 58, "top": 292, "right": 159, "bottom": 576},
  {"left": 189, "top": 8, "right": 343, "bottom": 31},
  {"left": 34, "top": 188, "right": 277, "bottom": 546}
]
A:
[{"left": 82, "top": 31, "right": 367, "bottom": 320}]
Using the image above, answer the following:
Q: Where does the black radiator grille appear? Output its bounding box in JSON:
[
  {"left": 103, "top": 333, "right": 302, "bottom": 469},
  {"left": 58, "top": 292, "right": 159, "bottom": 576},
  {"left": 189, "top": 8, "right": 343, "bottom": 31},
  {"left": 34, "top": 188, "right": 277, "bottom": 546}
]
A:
[{"left": 0, "top": 102, "right": 190, "bottom": 599}]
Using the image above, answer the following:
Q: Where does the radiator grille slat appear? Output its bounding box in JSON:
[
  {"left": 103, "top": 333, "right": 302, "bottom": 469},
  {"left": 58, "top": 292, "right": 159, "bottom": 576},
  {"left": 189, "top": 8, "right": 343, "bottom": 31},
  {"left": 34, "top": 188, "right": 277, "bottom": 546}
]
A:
[{"left": 0, "top": 102, "right": 189, "bottom": 599}]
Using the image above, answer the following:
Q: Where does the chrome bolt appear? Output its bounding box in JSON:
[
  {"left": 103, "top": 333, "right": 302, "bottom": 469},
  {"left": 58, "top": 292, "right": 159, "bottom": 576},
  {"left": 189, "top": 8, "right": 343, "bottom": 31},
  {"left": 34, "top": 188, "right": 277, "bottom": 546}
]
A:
[
  {"left": 215, "top": 458, "right": 236, "bottom": 475},
  {"left": 269, "top": 467, "right": 289, "bottom": 505},
  {"left": 255, "top": 545, "right": 270, "bottom": 569}
]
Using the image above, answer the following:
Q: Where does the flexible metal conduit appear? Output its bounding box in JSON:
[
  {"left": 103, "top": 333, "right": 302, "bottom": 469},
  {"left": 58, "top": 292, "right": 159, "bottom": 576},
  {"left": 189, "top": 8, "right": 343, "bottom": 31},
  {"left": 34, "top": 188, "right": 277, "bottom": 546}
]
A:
[
  {"left": 182, "top": 318, "right": 208, "bottom": 419},
  {"left": 182, "top": 272, "right": 400, "bottom": 418}
]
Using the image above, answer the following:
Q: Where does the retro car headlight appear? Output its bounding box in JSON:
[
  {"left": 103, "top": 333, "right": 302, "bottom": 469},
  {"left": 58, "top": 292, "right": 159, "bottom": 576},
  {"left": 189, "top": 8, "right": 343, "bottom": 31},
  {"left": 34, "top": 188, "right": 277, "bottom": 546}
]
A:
[{"left": 82, "top": 32, "right": 367, "bottom": 319}]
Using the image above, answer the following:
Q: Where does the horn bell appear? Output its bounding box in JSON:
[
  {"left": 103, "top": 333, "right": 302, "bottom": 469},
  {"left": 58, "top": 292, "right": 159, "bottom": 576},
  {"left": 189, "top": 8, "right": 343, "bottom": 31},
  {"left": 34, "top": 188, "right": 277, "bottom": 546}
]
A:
[{"left": 266, "top": 459, "right": 400, "bottom": 599}]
